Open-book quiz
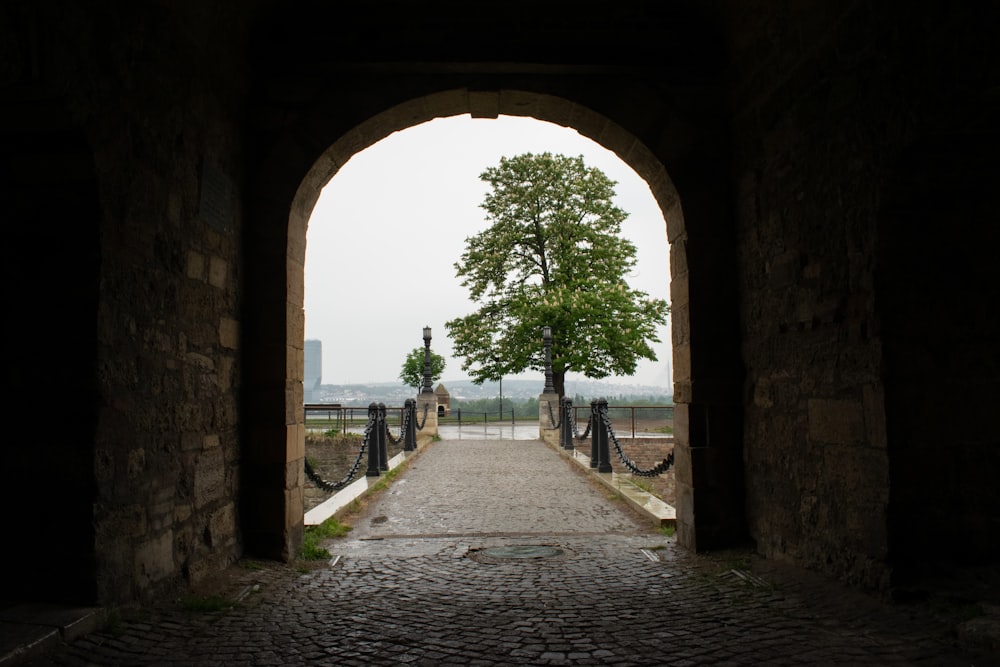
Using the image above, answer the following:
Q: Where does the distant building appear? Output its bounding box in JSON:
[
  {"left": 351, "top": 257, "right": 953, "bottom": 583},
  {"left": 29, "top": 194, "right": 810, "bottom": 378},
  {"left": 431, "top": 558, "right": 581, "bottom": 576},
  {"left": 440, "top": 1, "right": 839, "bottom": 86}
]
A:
[
  {"left": 304, "top": 339, "right": 322, "bottom": 403},
  {"left": 435, "top": 383, "right": 451, "bottom": 416}
]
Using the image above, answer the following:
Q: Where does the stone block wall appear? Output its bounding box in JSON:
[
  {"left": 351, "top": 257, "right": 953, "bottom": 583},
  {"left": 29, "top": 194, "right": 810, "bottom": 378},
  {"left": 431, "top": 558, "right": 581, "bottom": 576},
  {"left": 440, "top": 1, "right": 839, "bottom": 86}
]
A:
[
  {"left": 1, "top": 3, "right": 256, "bottom": 603},
  {"left": 728, "top": 0, "right": 906, "bottom": 589},
  {"left": 727, "top": 2, "right": 1000, "bottom": 588},
  {"left": 613, "top": 438, "right": 674, "bottom": 475}
]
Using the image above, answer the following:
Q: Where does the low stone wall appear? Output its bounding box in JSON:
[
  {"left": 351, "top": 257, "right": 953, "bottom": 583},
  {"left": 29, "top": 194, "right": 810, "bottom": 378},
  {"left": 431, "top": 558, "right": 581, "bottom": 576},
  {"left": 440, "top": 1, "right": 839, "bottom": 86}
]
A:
[
  {"left": 304, "top": 432, "right": 405, "bottom": 512},
  {"left": 613, "top": 437, "right": 674, "bottom": 474},
  {"left": 572, "top": 437, "right": 676, "bottom": 506}
]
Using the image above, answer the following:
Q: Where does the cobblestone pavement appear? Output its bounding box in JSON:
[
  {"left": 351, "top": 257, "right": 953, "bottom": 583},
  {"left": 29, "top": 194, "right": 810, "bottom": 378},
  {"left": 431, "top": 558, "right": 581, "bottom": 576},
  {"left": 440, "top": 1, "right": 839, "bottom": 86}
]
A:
[{"left": 23, "top": 439, "right": 1000, "bottom": 666}]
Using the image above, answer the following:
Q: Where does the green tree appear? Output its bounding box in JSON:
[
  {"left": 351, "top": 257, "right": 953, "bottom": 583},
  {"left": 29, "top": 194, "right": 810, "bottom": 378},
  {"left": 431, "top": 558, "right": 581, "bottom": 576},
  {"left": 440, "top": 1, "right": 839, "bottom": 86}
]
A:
[
  {"left": 445, "top": 152, "right": 669, "bottom": 397},
  {"left": 398, "top": 347, "right": 446, "bottom": 389}
]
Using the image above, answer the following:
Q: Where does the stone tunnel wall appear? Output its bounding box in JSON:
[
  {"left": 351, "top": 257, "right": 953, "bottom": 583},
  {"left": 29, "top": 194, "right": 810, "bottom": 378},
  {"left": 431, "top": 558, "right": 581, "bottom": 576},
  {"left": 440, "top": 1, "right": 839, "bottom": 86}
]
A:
[
  {"left": 727, "top": 2, "right": 1000, "bottom": 589},
  {"left": 87, "top": 5, "right": 252, "bottom": 602},
  {"left": 0, "top": 3, "right": 257, "bottom": 603}
]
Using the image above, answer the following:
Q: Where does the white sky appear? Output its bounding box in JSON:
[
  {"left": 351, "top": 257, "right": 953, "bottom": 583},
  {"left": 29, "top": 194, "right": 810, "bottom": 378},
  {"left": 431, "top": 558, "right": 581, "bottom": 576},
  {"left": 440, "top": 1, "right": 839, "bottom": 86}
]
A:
[{"left": 304, "top": 115, "right": 673, "bottom": 388}]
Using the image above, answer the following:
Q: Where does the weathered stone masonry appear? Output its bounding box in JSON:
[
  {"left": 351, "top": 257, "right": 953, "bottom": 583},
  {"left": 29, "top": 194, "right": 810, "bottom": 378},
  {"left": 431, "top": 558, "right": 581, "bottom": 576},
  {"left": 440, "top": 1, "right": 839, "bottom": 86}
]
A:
[{"left": 1, "top": 1, "right": 997, "bottom": 607}]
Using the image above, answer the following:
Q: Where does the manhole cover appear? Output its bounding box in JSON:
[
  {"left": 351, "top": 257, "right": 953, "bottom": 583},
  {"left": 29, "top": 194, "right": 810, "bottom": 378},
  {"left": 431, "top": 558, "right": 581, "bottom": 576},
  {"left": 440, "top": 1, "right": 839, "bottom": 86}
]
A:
[{"left": 468, "top": 545, "right": 571, "bottom": 564}]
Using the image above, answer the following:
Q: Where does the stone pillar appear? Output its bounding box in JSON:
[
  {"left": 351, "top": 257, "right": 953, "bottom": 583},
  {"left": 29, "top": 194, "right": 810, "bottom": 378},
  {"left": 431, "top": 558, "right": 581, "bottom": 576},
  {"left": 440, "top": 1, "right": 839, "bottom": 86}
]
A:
[
  {"left": 670, "top": 182, "right": 748, "bottom": 553},
  {"left": 538, "top": 392, "right": 560, "bottom": 446},
  {"left": 416, "top": 392, "right": 438, "bottom": 437}
]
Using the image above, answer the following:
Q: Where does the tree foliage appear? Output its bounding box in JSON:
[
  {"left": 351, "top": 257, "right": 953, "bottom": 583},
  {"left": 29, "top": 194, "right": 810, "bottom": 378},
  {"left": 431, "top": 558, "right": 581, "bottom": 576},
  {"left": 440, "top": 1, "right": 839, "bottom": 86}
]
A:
[
  {"left": 398, "top": 347, "right": 446, "bottom": 389},
  {"left": 445, "top": 152, "right": 669, "bottom": 397}
]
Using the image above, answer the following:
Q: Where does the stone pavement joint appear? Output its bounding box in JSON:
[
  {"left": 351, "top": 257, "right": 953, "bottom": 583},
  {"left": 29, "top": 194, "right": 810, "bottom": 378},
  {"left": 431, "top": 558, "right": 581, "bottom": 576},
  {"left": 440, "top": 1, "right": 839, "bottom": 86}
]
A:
[{"left": 7, "top": 437, "right": 1000, "bottom": 666}]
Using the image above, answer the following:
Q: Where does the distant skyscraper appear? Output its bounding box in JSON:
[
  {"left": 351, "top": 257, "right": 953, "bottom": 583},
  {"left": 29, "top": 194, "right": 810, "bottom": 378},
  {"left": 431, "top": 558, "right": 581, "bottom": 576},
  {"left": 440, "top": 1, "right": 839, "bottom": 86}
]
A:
[{"left": 304, "top": 339, "right": 322, "bottom": 403}]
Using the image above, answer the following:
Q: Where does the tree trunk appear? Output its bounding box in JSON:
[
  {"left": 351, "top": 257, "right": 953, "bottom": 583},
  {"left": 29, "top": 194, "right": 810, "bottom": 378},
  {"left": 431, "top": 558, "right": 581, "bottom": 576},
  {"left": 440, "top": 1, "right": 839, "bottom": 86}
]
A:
[{"left": 554, "top": 371, "right": 566, "bottom": 399}]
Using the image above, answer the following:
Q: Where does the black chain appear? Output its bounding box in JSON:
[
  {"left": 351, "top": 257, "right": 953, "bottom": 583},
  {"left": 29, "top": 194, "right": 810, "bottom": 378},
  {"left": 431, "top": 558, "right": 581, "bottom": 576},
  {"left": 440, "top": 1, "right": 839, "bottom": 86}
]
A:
[
  {"left": 545, "top": 400, "right": 561, "bottom": 429},
  {"left": 415, "top": 402, "right": 429, "bottom": 430},
  {"left": 304, "top": 414, "right": 377, "bottom": 492},
  {"left": 571, "top": 407, "right": 592, "bottom": 441},
  {"left": 385, "top": 406, "right": 409, "bottom": 445},
  {"left": 600, "top": 408, "right": 673, "bottom": 477}
]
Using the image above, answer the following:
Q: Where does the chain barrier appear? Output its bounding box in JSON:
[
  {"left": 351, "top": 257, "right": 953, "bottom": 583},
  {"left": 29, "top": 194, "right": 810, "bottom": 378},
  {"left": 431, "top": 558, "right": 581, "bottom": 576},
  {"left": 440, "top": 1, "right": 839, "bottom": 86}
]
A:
[
  {"left": 385, "top": 405, "right": 408, "bottom": 445},
  {"left": 571, "top": 405, "right": 592, "bottom": 440},
  {"left": 599, "top": 404, "right": 674, "bottom": 477},
  {"left": 545, "top": 400, "right": 561, "bottom": 429},
  {"left": 415, "top": 402, "right": 429, "bottom": 431},
  {"left": 304, "top": 413, "right": 377, "bottom": 492}
]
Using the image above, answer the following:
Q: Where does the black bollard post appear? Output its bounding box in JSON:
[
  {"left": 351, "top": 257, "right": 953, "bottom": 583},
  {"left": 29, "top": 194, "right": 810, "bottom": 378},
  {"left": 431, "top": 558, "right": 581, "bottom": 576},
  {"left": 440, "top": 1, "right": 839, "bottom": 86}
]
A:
[
  {"left": 590, "top": 399, "right": 600, "bottom": 469},
  {"left": 597, "top": 398, "right": 613, "bottom": 473},
  {"left": 403, "top": 398, "right": 416, "bottom": 451},
  {"left": 562, "top": 396, "right": 574, "bottom": 450},
  {"left": 377, "top": 402, "right": 389, "bottom": 471},
  {"left": 365, "top": 402, "right": 381, "bottom": 477}
]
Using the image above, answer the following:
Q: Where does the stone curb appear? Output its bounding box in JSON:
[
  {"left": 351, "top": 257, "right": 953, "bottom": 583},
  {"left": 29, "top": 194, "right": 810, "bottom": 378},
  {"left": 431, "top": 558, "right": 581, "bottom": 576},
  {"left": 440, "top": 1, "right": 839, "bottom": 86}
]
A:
[{"left": 543, "top": 438, "right": 676, "bottom": 527}]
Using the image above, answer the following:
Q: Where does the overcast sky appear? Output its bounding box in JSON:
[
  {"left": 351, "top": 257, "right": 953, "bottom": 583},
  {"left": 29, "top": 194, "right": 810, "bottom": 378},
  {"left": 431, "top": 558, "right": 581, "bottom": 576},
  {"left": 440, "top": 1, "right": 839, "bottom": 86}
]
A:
[{"left": 304, "top": 114, "right": 673, "bottom": 389}]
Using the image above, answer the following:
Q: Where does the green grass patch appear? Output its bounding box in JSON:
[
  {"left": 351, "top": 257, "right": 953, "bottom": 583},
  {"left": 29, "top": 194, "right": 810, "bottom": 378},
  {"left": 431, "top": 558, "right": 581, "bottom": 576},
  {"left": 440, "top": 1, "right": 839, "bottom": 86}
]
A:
[
  {"left": 320, "top": 430, "right": 364, "bottom": 441},
  {"left": 299, "top": 515, "right": 352, "bottom": 560},
  {"left": 631, "top": 477, "right": 654, "bottom": 493},
  {"left": 659, "top": 524, "right": 676, "bottom": 537},
  {"left": 368, "top": 465, "right": 404, "bottom": 493},
  {"left": 299, "top": 540, "right": 331, "bottom": 561},
  {"left": 311, "top": 516, "right": 352, "bottom": 539}
]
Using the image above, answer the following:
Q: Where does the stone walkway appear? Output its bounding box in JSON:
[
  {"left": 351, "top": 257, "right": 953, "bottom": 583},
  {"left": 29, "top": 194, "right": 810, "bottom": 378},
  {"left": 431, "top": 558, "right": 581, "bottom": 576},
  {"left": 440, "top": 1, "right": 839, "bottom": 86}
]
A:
[{"left": 11, "top": 438, "right": 1000, "bottom": 666}]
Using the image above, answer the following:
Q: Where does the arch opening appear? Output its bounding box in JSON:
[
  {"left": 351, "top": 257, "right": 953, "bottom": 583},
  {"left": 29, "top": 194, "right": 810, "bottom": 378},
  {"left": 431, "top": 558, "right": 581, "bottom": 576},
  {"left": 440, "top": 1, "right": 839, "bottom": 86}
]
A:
[
  {"left": 287, "top": 94, "right": 689, "bottom": 538},
  {"left": 241, "top": 88, "right": 747, "bottom": 562}
]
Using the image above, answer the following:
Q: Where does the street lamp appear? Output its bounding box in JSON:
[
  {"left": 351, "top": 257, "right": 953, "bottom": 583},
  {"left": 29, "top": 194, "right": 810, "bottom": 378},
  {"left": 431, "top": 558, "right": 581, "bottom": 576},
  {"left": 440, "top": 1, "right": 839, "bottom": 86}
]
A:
[
  {"left": 543, "top": 325, "right": 555, "bottom": 394},
  {"left": 421, "top": 326, "right": 434, "bottom": 394}
]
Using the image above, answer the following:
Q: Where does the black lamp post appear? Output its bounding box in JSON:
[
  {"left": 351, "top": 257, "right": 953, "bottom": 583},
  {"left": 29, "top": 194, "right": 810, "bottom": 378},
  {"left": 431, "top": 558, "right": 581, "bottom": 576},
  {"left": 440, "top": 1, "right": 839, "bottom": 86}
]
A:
[
  {"left": 543, "top": 325, "right": 555, "bottom": 394},
  {"left": 421, "top": 326, "right": 434, "bottom": 394}
]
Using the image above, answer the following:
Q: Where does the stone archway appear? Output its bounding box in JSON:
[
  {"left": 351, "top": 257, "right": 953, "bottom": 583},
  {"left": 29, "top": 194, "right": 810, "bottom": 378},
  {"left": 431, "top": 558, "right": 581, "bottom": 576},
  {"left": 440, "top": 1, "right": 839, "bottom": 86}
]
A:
[{"left": 242, "top": 83, "right": 746, "bottom": 560}]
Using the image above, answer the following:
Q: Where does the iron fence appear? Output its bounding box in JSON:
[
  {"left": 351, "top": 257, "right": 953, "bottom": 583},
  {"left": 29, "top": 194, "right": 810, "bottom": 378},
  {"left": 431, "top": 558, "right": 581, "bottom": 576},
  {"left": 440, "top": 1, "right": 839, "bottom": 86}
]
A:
[{"left": 570, "top": 404, "right": 674, "bottom": 438}]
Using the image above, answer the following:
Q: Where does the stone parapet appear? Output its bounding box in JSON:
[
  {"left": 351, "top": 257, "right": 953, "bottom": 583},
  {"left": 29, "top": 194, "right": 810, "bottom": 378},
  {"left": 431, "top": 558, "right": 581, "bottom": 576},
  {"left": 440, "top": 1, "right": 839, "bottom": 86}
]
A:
[
  {"left": 537, "top": 392, "right": 561, "bottom": 446},
  {"left": 416, "top": 393, "right": 438, "bottom": 436}
]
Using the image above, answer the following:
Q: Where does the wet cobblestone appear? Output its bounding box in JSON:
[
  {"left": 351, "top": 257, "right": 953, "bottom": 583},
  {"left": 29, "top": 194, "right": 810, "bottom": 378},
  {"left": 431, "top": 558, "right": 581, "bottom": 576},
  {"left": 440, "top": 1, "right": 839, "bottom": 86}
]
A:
[{"left": 21, "top": 439, "right": 1000, "bottom": 666}]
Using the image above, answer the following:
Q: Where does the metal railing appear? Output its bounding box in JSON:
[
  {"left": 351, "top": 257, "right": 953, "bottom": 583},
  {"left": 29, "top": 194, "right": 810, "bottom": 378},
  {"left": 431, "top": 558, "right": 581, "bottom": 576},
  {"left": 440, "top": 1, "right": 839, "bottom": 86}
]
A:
[
  {"left": 559, "top": 398, "right": 674, "bottom": 477},
  {"left": 305, "top": 403, "right": 405, "bottom": 434},
  {"left": 304, "top": 400, "right": 423, "bottom": 493},
  {"left": 437, "top": 407, "right": 523, "bottom": 428},
  {"left": 569, "top": 404, "right": 674, "bottom": 438}
]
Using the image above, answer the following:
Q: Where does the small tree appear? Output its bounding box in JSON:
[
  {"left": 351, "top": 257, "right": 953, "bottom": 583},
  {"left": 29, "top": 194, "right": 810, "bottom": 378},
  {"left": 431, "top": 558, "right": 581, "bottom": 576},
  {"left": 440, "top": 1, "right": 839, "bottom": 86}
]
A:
[
  {"left": 399, "top": 347, "right": 446, "bottom": 389},
  {"left": 446, "top": 152, "right": 669, "bottom": 397}
]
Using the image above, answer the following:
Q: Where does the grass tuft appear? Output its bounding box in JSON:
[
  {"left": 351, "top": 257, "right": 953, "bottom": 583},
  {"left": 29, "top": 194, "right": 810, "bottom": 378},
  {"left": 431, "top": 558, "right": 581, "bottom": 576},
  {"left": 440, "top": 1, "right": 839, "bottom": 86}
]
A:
[{"left": 299, "top": 515, "right": 352, "bottom": 560}]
